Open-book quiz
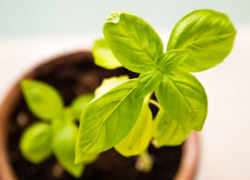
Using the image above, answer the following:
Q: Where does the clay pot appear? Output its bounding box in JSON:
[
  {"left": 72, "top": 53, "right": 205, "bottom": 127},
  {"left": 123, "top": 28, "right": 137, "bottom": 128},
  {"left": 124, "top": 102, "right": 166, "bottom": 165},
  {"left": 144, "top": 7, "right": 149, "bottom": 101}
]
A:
[{"left": 0, "top": 51, "right": 200, "bottom": 180}]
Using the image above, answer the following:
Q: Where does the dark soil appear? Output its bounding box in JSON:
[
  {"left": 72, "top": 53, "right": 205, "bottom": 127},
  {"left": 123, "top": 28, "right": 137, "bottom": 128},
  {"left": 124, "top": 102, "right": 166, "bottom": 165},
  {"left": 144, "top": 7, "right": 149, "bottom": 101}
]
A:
[{"left": 7, "top": 51, "right": 182, "bottom": 180}]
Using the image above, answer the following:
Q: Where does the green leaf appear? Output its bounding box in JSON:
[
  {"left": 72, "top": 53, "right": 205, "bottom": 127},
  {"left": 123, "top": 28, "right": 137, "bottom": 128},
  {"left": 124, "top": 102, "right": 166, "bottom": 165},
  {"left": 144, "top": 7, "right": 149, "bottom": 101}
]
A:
[
  {"left": 75, "top": 79, "right": 144, "bottom": 163},
  {"left": 92, "top": 39, "right": 122, "bottom": 69},
  {"left": 20, "top": 122, "right": 52, "bottom": 164},
  {"left": 52, "top": 123, "right": 84, "bottom": 178},
  {"left": 115, "top": 98, "right": 153, "bottom": 156},
  {"left": 153, "top": 110, "right": 191, "bottom": 147},
  {"left": 70, "top": 94, "right": 94, "bottom": 120},
  {"left": 103, "top": 11, "right": 163, "bottom": 73},
  {"left": 167, "top": 9, "right": 236, "bottom": 72},
  {"left": 155, "top": 69, "right": 207, "bottom": 131},
  {"left": 134, "top": 66, "right": 162, "bottom": 98},
  {"left": 21, "top": 79, "right": 64, "bottom": 120},
  {"left": 94, "top": 75, "right": 129, "bottom": 98},
  {"left": 156, "top": 49, "right": 190, "bottom": 73}
]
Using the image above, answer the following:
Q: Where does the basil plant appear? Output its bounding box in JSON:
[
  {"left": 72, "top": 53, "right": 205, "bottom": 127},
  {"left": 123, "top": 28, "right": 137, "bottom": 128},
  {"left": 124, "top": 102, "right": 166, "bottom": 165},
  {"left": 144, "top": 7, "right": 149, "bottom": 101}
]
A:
[
  {"left": 75, "top": 9, "right": 236, "bottom": 164},
  {"left": 19, "top": 9, "right": 236, "bottom": 177}
]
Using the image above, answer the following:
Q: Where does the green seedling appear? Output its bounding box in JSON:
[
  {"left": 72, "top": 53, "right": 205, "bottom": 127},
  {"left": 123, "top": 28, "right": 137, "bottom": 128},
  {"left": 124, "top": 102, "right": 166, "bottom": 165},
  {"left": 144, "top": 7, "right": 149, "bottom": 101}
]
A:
[
  {"left": 20, "top": 79, "right": 94, "bottom": 178},
  {"left": 76, "top": 9, "right": 236, "bottom": 165}
]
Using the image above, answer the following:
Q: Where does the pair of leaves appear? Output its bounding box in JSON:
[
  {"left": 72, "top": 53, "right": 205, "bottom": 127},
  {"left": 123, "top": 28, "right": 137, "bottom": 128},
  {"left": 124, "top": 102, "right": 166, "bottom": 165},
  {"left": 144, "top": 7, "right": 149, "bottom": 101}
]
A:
[
  {"left": 102, "top": 10, "right": 236, "bottom": 131},
  {"left": 20, "top": 121, "right": 83, "bottom": 177},
  {"left": 103, "top": 10, "right": 236, "bottom": 73},
  {"left": 20, "top": 80, "right": 93, "bottom": 177}
]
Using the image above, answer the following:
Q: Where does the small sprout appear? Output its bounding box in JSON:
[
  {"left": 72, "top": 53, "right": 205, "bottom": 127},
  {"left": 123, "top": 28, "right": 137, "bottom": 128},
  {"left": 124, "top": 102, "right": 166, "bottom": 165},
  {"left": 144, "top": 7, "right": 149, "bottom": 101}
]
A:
[{"left": 20, "top": 79, "right": 94, "bottom": 177}]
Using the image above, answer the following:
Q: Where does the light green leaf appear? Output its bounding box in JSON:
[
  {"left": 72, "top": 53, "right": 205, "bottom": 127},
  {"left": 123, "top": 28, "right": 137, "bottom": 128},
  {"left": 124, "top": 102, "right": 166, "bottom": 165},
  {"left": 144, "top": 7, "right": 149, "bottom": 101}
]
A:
[
  {"left": 103, "top": 11, "right": 163, "bottom": 73},
  {"left": 75, "top": 79, "right": 144, "bottom": 163},
  {"left": 134, "top": 66, "right": 162, "bottom": 98},
  {"left": 70, "top": 94, "right": 94, "bottom": 120},
  {"left": 155, "top": 69, "right": 207, "bottom": 131},
  {"left": 94, "top": 75, "right": 129, "bottom": 98},
  {"left": 21, "top": 79, "right": 64, "bottom": 120},
  {"left": 167, "top": 9, "right": 236, "bottom": 72},
  {"left": 156, "top": 49, "right": 190, "bottom": 73},
  {"left": 153, "top": 110, "right": 191, "bottom": 147},
  {"left": 92, "top": 39, "right": 122, "bottom": 69},
  {"left": 115, "top": 98, "right": 153, "bottom": 156},
  {"left": 53, "top": 123, "right": 84, "bottom": 178},
  {"left": 20, "top": 122, "right": 52, "bottom": 164}
]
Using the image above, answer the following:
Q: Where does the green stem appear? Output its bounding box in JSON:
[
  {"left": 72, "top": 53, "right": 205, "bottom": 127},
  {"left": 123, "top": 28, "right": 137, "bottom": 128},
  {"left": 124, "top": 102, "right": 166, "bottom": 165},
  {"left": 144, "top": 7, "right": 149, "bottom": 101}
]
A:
[{"left": 135, "top": 151, "right": 153, "bottom": 173}]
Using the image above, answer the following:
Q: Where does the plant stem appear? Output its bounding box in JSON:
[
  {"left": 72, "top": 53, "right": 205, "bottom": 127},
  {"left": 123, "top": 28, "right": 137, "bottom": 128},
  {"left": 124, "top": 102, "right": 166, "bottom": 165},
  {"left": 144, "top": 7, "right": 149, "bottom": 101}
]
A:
[
  {"left": 149, "top": 99, "right": 161, "bottom": 109},
  {"left": 135, "top": 151, "right": 153, "bottom": 173}
]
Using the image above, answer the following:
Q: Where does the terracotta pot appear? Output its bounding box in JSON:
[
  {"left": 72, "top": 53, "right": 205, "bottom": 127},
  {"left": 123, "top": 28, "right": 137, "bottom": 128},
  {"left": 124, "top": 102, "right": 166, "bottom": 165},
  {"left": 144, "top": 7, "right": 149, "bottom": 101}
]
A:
[{"left": 0, "top": 51, "right": 200, "bottom": 180}]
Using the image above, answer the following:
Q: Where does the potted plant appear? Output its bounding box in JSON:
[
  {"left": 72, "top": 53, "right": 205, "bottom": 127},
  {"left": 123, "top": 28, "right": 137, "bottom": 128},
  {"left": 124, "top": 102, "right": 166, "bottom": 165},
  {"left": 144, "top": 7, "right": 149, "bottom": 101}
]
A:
[{"left": 0, "top": 9, "right": 236, "bottom": 180}]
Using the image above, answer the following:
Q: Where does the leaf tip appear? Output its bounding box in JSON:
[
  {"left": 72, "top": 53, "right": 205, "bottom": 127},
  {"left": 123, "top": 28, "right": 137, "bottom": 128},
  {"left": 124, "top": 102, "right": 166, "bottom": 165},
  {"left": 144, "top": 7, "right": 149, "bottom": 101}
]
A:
[
  {"left": 20, "top": 79, "right": 32, "bottom": 91},
  {"left": 74, "top": 150, "right": 84, "bottom": 165},
  {"left": 105, "top": 10, "right": 123, "bottom": 24}
]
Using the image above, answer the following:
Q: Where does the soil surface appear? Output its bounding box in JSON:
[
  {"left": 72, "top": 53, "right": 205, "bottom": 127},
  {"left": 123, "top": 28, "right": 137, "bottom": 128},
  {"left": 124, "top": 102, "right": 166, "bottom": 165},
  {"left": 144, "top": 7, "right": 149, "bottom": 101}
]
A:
[{"left": 7, "top": 51, "right": 182, "bottom": 180}]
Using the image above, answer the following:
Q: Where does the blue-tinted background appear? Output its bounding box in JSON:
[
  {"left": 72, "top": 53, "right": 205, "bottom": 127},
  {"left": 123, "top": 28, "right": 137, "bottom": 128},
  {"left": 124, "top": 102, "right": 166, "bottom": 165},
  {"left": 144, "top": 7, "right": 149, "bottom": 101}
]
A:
[{"left": 0, "top": 0, "right": 249, "bottom": 36}]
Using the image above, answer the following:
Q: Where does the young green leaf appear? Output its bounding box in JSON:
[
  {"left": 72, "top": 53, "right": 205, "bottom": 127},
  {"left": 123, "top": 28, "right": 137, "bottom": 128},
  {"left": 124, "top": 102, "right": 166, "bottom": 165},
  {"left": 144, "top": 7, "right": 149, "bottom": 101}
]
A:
[
  {"left": 115, "top": 99, "right": 153, "bottom": 156},
  {"left": 92, "top": 39, "right": 122, "bottom": 69},
  {"left": 167, "top": 9, "right": 236, "bottom": 72},
  {"left": 20, "top": 122, "right": 52, "bottom": 164},
  {"left": 103, "top": 11, "right": 163, "bottom": 73},
  {"left": 156, "top": 49, "right": 190, "bottom": 73},
  {"left": 52, "top": 123, "right": 84, "bottom": 178},
  {"left": 134, "top": 66, "right": 162, "bottom": 98},
  {"left": 153, "top": 110, "right": 191, "bottom": 147},
  {"left": 94, "top": 75, "right": 129, "bottom": 98},
  {"left": 75, "top": 79, "right": 144, "bottom": 163},
  {"left": 70, "top": 94, "right": 94, "bottom": 120},
  {"left": 21, "top": 79, "right": 64, "bottom": 120},
  {"left": 155, "top": 69, "right": 207, "bottom": 131}
]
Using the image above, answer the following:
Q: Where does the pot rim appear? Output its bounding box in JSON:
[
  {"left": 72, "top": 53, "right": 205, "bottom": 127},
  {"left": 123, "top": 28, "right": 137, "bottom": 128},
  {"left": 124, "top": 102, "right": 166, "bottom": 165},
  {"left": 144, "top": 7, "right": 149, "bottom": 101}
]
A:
[{"left": 0, "top": 50, "right": 200, "bottom": 180}]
